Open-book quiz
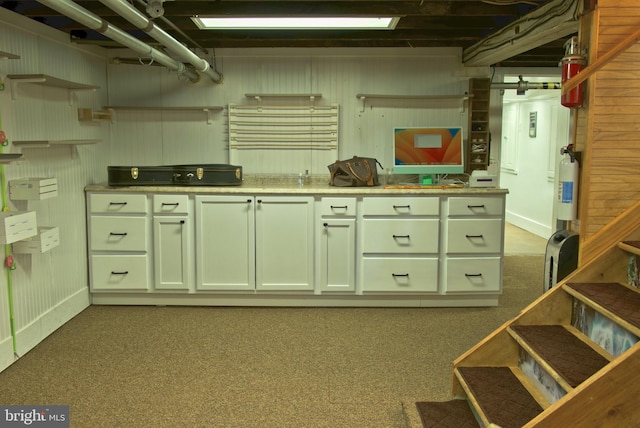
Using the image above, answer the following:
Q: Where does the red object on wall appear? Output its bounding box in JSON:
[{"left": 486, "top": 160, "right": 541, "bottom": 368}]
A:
[{"left": 561, "top": 37, "right": 585, "bottom": 108}]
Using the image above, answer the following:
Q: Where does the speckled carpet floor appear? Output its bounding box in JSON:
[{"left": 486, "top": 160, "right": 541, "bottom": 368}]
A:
[{"left": 0, "top": 255, "right": 544, "bottom": 428}]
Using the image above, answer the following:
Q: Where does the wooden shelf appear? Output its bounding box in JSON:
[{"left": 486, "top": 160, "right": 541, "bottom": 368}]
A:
[
  {"left": 0, "top": 154, "right": 23, "bottom": 164},
  {"left": 356, "top": 93, "right": 470, "bottom": 112},
  {"left": 13, "top": 140, "right": 100, "bottom": 148},
  {"left": 7, "top": 74, "right": 99, "bottom": 103},
  {"left": 0, "top": 50, "right": 20, "bottom": 60},
  {"left": 104, "top": 106, "right": 223, "bottom": 111},
  {"left": 104, "top": 106, "right": 223, "bottom": 124},
  {"left": 7, "top": 74, "right": 98, "bottom": 90},
  {"left": 246, "top": 93, "right": 322, "bottom": 100}
]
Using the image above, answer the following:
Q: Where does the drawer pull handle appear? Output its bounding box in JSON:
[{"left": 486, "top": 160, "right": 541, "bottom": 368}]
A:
[
  {"left": 393, "top": 205, "right": 410, "bottom": 209},
  {"left": 109, "top": 232, "right": 128, "bottom": 236},
  {"left": 331, "top": 205, "right": 348, "bottom": 209},
  {"left": 109, "top": 202, "right": 127, "bottom": 206},
  {"left": 392, "top": 273, "right": 409, "bottom": 278},
  {"left": 247, "top": 199, "right": 252, "bottom": 203},
  {"left": 323, "top": 223, "right": 329, "bottom": 227},
  {"left": 465, "top": 234, "right": 484, "bottom": 239},
  {"left": 111, "top": 271, "right": 129, "bottom": 275},
  {"left": 162, "top": 202, "right": 179, "bottom": 206},
  {"left": 393, "top": 234, "right": 410, "bottom": 239},
  {"left": 465, "top": 273, "right": 483, "bottom": 277},
  {"left": 467, "top": 204, "right": 486, "bottom": 209}
]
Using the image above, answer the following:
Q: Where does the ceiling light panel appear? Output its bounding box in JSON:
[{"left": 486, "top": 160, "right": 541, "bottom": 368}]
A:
[{"left": 192, "top": 16, "right": 400, "bottom": 30}]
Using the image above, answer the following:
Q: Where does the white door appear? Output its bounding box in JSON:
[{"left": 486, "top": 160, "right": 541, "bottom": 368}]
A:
[
  {"left": 195, "top": 195, "right": 255, "bottom": 290},
  {"left": 153, "top": 216, "right": 190, "bottom": 290},
  {"left": 319, "top": 219, "right": 356, "bottom": 292},
  {"left": 255, "top": 196, "right": 314, "bottom": 291}
]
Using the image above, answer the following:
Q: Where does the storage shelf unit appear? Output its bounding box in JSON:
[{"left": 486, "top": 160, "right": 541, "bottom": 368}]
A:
[{"left": 467, "top": 78, "right": 491, "bottom": 173}]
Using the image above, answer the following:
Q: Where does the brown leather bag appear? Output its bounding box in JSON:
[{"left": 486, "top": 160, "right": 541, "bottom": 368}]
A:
[{"left": 328, "top": 156, "right": 382, "bottom": 187}]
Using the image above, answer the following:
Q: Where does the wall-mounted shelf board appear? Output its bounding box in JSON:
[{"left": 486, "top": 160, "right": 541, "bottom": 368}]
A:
[
  {"left": 245, "top": 93, "right": 322, "bottom": 105},
  {"left": 0, "top": 50, "right": 20, "bottom": 60},
  {"left": 13, "top": 140, "right": 100, "bottom": 148},
  {"left": 104, "top": 106, "right": 224, "bottom": 124},
  {"left": 7, "top": 74, "right": 99, "bottom": 103},
  {"left": 7, "top": 74, "right": 99, "bottom": 90},
  {"left": 356, "top": 93, "right": 471, "bottom": 112},
  {"left": 0, "top": 154, "right": 23, "bottom": 164}
]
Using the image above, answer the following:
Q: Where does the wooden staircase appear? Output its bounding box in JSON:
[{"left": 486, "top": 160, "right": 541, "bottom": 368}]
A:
[{"left": 416, "top": 236, "right": 640, "bottom": 427}]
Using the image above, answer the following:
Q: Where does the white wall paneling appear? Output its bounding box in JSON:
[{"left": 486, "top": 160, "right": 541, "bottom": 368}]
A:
[{"left": 0, "top": 7, "right": 107, "bottom": 370}]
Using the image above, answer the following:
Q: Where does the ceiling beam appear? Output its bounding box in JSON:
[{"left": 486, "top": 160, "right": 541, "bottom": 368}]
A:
[{"left": 462, "top": 0, "right": 582, "bottom": 66}]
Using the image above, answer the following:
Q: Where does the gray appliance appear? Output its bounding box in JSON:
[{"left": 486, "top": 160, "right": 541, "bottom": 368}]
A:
[{"left": 544, "top": 230, "right": 579, "bottom": 292}]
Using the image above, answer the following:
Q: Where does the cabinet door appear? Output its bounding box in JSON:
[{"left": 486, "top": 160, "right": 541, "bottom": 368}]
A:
[
  {"left": 153, "top": 216, "right": 190, "bottom": 290},
  {"left": 256, "top": 196, "right": 314, "bottom": 291},
  {"left": 195, "top": 196, "right": 255, "bottom": 290},
  {"left": 319, "top": 219, "right": 356, "bottom": 292}
]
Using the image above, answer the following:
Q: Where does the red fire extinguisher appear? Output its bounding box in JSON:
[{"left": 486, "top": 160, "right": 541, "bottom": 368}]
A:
[{"left": 561, "top": 36, "right": 585, "bottom": 108}]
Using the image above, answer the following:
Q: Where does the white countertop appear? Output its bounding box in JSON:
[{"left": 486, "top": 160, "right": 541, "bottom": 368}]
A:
[{"left": 86, "top": 175, "right": 508, "bottom": 195}]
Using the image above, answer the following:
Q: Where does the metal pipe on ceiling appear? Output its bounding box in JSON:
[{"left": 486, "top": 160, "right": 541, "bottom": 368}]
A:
[
  {"left": 492, "top": 81, "right": 561, "bottom": 95},
  {"left": 37, "top": 0, "right": 200, "bottom": 83},
  {"left": 98, "top": 0, "right": 223, "bottom": 84}
]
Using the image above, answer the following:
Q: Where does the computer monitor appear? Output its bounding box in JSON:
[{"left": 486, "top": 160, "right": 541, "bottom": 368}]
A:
[{"left": 393, "top": 127, "right": 464, "bottom": 183}]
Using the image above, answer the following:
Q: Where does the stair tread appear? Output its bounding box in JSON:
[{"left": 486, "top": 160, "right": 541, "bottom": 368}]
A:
[
  {"left": 510, "top": 325, "right": 609, "bottom": 388},
  {"left": 415, "top": 399, "right": 479, "bottom": 428},
  {"left": 565, "top": 282, "right": 640, "bottom": 331},
  {"left": 457, "top": 366, "right": 542, "bottom": 428}
]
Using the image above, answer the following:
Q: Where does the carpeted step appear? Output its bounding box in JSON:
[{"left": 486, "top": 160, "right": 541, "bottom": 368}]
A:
[
  {"left": 415, "top": 399, "right": 479, "bottom": 428},
  {"left": 456, "top": 366, "right": 543, "bottom": 428},
  {"left": 509, "top": 324, "right": 610, "bottom": 388},
  {"left": 565, "top": 282, "right": 640, "bottom": 335}
]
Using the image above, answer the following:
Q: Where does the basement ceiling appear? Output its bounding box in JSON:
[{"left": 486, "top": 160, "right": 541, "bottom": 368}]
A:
[{"left": 0, "top": 0, "right": 581, "bottom": 68}]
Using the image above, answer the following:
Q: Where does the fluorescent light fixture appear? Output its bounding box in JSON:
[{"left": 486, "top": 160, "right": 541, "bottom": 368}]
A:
[{"left": 192, "top": 16, "right": 400, "bottom": 30}]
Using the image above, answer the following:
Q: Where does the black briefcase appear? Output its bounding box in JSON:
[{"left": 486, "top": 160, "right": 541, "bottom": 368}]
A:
[{"left": 107, "top": 164, "right": 243, "bottom": 186}]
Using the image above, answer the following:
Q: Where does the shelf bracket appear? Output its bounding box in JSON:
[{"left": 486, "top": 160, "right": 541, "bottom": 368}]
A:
[
  {"left": 358, "top": 96, "right": 366, "bottom": 113},
  {"left": 203, "top": 108, "right": 213, "bottom": 125}
]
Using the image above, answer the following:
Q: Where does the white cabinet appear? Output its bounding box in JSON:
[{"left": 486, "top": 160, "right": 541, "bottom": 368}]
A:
[
  {"left": 256, "top": 196, "right": 314, "bottom": 291},
  {"left": 195, "top": 195, "right": 255, "bottom": 291},
  {"left": 360, "top": 196, "right": 440, "bottom": 293},
  {"left": 88, "top": 193, "right": 150, "bottom": 291},
  {"left": 444, "top": 196, "right": 505, "bottom": 294},
  {"left": 318, "top": 197, "right": 357, "bottom": 292},
  {"left": 152, "top": 194, "right": 191, "bottom": 290}
]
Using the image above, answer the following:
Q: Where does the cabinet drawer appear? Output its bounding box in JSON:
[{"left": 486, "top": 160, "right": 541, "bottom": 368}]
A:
[
  {"left": 89, "top": 193, "right": 147, "bottom": 214},
  {"left": 447, "top": 219, "right": 503, "bottom": 254},
  {"left": 448, "top": 197, "right": 504, "bottom": 216},
  {"left": 362, "top": 197, "right": 439, "bottom": 216},
  {"left": 153, "top": 194, "right": 189, "bottom": 214},
  {"left": 362, "top": 219, "right": 439, "bottom": 253},
  {"left": 445, "top": 257, "right": 501, "bottom": 293},
  {"left": 361, "top": 257, "right": 438, "bottom": 292},
  {"left": 321, "top": 197, "right": 357, "bottom": 216},
  {"left": 90, "top": 216, "right": 147, "bottom": 251},
  {"left": 91, "top": 255, "right": 149, "bottom": 291}
]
